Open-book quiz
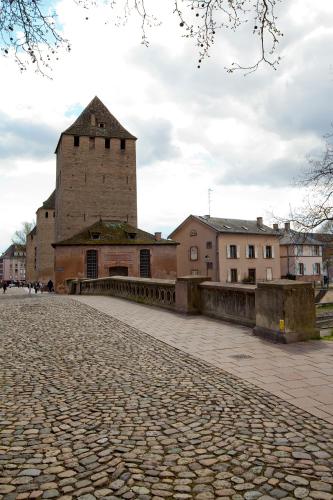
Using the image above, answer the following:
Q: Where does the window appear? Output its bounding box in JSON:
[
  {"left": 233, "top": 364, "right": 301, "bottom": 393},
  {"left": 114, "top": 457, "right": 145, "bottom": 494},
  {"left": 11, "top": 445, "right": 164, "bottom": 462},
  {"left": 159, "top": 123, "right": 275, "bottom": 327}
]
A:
[
  {"left": 191, "top": 269, "right": 199, "bottom": 276},
  {"left": 45, "top": 211, "right": 48, "bottom": 218},
  {"left": 248, "top": 245, "right": 255, "bottom": 259},
  {"left": 53, "top": 211, "right": 55, "bottom": 218},
  {"left": 313, "top": 246, "right": 319, "bottom": 256},
  {"left": 299, "top": 263, "right": 304, "bottom": 275},
  {"left": 99, "top": 122, "right": 105, "bottom": 128},
  {"left": 86, "top": 250, "right": 98, "bottom": 279},
  {"left": 266, "top": 268, "right": 273, "bottom": 281},
  {"left": 89, "top": 137, "right": 95, "bottom": 149},
  {"left": 207, "top": 262, "right": 213, "bottom": 270},
  {"left": 229, "top": 245, "right": 237, "bottom": 259},
  {"left": 120, "top": 139, "right": 126, "bottom": 150},
  {"left": 265, "top": 245, "right": 272, "bottom": 258},
  {"left": 314, "top": 263, "right": 321, "bottom": 275},
  {"left": 105, "top": 138, "right": 110, "bottom": 149},
  {"left": 230, "top": 269, "right": 238, "bottom": 283},
  {"left": 74, "top": 136, "right": 80, "bottom": 147},
  {"left": 248, "top": 268, "right": 256, "bottom": 283},
  {"left": 190, "top": 246, "right": 198, "bottom": 261},
  {"left": 109, "top": 266, "right": 128, "bottom": 277},
  {"left": 296, "top": 245, "right": 303, "bottom": 256},
  {"left": 206, "top": 241, "right": 212, "bottom": 249},
  {"left": 91, "top": 232, "right": 101, "bottom": 240},
  {"left": 140, "top": 249, "right": 151, "bottom": 278},
  {"left": 190, "top": 229, "right": 197, "bottom": 237}
]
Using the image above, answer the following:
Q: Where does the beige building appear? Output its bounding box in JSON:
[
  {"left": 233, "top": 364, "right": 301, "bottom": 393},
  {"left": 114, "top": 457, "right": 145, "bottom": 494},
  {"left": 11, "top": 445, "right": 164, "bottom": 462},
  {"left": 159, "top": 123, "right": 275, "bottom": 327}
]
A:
[
  {"left": 0, "top": 244, "right": 26, "bottom": 283},
  {"left": 169, "top": 215, "right": 281, "bottom": 283},
  {"left": 278, "top": 223, "right": 323, "bottom": 283}
]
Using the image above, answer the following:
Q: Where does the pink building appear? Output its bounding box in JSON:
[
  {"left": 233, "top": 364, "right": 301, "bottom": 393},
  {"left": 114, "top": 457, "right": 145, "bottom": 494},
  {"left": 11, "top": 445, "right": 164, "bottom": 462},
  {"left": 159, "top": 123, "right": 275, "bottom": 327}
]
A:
[
  {"left": 169, "top": 215, "right": 281, "bottom": 283},
  {"left": 0, "top": 244, "right": 26, "bottom": 283}
]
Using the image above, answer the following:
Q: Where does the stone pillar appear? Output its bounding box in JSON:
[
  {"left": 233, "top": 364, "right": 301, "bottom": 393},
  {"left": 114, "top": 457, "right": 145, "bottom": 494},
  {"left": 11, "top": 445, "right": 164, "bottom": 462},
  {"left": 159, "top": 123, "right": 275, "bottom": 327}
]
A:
[
  {"left": 175, "top": 276, "right": 210, "bottom": 314},
  {"left": 253, "top": 279, "right": 319, "bottom": 343}
]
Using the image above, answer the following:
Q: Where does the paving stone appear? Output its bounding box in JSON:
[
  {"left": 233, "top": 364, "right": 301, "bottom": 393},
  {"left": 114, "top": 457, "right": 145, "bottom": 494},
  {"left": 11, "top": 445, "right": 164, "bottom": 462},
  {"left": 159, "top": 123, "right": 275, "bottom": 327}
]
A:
[{"left": 0, "top": 295, "right": 332, "bottom": 500}]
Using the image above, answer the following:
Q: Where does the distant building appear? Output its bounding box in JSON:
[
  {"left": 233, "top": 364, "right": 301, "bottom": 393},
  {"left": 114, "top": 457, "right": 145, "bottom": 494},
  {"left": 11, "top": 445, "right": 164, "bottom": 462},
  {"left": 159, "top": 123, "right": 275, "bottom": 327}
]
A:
[
  {"left": 0, "top": 244, "right": 26, "bottom": 282},
  {"left": 278, "top": 223, "right": 323, "bottom": 283},
  {"left": 169, "top": 215, "right": 281, "bottom": 283},
  {"left": 53, "top": 220, "right": 177, "bottom": 291}
]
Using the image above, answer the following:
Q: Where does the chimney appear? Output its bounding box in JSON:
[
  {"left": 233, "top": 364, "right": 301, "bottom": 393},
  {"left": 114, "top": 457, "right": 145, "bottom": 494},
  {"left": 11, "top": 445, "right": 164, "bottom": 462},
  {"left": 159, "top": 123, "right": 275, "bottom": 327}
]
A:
[
  {"left": 284, "top": 222, "right": 290, "bottom": 231},
  {"left": 154, "top": 232, "right": 162, "bottom": 241},
  {"left": 257, "top": 217, "right": 263, "bottom": 227},
  {"left": 273, "top": 223, "right": 279, "bottom": 230}
]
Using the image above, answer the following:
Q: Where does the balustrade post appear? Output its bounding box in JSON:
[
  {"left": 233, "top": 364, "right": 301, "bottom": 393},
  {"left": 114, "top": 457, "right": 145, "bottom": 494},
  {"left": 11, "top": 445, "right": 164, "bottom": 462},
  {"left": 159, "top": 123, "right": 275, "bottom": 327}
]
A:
[{"left": 175, "top": 276, "right": 210, "bottom": 314}]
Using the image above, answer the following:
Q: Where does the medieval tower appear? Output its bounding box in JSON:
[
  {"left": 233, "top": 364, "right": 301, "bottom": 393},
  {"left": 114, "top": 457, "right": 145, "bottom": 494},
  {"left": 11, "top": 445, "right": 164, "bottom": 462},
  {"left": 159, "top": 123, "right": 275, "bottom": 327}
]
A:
[{"left": 54, "top": 96, "right": 137, "bottom": 242}]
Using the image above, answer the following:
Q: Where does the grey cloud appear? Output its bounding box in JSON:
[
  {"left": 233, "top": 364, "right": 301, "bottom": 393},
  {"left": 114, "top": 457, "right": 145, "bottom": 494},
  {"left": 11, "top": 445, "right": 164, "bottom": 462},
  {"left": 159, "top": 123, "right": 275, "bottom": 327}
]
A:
[
  {"left": 130, "top": 117, "right": 180, "bottom": 166},
  {"left": 216, "top": 156, "right": 305, "bottom": 188},
  {"left": 0, "top": 112, "right": 58, "bottom": 162}
]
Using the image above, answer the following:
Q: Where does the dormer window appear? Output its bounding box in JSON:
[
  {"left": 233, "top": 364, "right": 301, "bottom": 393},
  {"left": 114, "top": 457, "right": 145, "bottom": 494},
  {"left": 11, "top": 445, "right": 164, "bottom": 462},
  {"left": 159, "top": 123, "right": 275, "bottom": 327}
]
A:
[
  {"left": 91, "top": 232, "right": 101, "bottom": 240},
  {"left": 128, "top": 232, "right": 136, "bottom": 240},
  {"left": 99, "top": 122, "right": 105, "bottom": 128}
]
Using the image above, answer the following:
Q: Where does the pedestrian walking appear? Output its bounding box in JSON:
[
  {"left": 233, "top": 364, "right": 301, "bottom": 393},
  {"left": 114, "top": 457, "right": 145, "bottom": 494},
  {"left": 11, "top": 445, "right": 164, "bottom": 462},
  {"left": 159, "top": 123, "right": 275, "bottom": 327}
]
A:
[
  {"left": 47, "top": 280, "right": 53, "bottom": 293},
  {"left": 2, "top": 282, "right": 7, "bottom": 293},
  {"left": 28, "top": 283, "right": 32, "bottom": 295},
  {"left": 34, "top": 282, "right": 39, "bottom": 294}
]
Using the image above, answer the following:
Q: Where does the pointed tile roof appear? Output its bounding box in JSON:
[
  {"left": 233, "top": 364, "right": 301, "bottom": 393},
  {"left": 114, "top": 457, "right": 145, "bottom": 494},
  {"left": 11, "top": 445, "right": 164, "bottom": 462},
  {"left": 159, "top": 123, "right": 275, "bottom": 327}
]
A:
[
  {"left": 55, "top": 97, "right": 136, "bottom": 153},
  {"left": 42, "top": 190, "right": 56, "bottom": 209}
]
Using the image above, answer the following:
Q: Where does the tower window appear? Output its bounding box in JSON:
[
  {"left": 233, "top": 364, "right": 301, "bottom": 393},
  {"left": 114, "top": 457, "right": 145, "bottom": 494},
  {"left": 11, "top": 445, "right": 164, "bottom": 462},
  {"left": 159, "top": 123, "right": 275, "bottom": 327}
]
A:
[
  {"left": 105, "top": 138, "right": 110, "bottom": 149},
  {"left": 120, "top": 139, "right": 126, "bottom": 150},
  {"left": 74, "top": 136, "right": 80, "bottom": 147},
  {"left": 45, "top": 211, "right": 48, "bottom": 218}
]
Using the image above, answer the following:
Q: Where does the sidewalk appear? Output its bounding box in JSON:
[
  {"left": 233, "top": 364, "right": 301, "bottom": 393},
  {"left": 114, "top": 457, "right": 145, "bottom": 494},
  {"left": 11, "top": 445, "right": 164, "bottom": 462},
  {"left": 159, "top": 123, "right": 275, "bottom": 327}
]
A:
[{"left": 74, "top": 295, "right": 333, "bottom": 424}]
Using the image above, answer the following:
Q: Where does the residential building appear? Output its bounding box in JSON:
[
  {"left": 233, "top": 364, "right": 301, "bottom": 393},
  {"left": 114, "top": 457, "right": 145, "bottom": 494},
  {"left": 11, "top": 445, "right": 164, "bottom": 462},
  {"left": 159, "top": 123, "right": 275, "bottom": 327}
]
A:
[
  {"left": 53, "top": 221, "right": 177, "bottom": 292},
  {"left": 169, "top": 215, "right": 281, "bottom": 283},
  {"left": 0, "top": 244, "right": 26, "bottom": 282},
  {"left": 278, "top": 223, "right": 323, "bottom": 283}
]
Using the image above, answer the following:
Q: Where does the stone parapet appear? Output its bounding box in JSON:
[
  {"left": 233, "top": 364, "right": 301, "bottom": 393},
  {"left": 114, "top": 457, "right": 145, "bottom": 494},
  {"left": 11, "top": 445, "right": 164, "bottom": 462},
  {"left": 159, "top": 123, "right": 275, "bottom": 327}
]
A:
[{"left": 254, "top": 279, "right": 320, "bottom": 343}]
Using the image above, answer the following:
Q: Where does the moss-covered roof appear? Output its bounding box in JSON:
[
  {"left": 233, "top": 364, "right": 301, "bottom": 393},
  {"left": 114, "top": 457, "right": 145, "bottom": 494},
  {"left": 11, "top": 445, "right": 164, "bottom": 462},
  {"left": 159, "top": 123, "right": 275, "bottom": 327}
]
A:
[{"left": 53, "top": 220, "right": 177, "bottom": 247}]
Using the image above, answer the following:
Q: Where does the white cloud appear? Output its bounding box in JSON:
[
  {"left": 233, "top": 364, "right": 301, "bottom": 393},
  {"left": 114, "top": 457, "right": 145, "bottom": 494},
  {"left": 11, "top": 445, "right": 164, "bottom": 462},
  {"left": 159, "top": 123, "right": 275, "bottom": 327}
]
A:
[{"left": 0, "top": 0, "right": 332, "bottom": 252}]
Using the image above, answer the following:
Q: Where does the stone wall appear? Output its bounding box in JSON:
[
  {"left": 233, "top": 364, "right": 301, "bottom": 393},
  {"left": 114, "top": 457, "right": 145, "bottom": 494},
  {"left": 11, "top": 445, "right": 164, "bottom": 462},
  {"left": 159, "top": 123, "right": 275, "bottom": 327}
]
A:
[
  {"left": 200, "top": 282, "right": 256, "bottom": 326},
  {"left": 36, "top": 207, "right": 55, "bottom": 283},
  {"left": 55, "top": 135, "right": 137, "bottom": 242}
]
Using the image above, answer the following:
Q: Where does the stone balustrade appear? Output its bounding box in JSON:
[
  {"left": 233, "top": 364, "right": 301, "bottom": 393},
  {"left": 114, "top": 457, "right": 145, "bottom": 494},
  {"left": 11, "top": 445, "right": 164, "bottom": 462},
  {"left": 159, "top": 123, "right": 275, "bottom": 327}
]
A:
[
  {"left": 67, "top": 276, "right": 318, "bottom": 343},
  {"left": 79, "top": 276, "right": 176, "bottom": 310}
]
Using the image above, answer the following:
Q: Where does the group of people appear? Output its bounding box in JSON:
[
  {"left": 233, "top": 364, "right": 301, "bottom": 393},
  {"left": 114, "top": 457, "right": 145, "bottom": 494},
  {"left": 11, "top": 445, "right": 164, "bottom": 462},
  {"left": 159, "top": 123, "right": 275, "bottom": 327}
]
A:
[
  {"left": 28, "top": 280, "right": 54, "bottom": 294},
  {"left": 1, "top": 280, "right": 54, "bottom": 294}
]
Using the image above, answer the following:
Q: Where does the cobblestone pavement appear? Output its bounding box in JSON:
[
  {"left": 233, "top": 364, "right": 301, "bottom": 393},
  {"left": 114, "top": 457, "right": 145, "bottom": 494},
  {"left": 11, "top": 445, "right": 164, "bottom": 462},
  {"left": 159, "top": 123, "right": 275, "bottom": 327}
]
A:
[
  {"left": 74, "top": 296, "right": 333, "bottom": 425},
  {"left": 0, "top": 293, "right": 333, "bottom": 500}
]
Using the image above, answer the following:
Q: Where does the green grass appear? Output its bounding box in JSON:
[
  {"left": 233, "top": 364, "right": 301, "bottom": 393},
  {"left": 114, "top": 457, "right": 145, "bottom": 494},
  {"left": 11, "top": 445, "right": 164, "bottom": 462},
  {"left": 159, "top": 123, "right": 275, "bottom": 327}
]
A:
[{"left": 316, "top": 303, "right": 333, "bottom": 312}]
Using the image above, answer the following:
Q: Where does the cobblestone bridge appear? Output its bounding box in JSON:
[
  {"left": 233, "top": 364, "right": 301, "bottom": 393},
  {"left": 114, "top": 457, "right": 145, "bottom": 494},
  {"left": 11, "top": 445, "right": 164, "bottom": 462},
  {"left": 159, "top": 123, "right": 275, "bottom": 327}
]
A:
[{"left": 0, "top": 291, "right": 332, "bottom": 499}]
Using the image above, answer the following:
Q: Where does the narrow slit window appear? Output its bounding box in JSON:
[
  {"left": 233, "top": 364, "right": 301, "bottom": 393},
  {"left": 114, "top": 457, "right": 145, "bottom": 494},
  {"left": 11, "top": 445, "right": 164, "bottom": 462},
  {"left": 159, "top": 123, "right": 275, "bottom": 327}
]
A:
[
  {"left": 120, "top": 139, "right": 126, "bottom": 150},
  {"left": 74, "top": 136, "right": 80, "bottom": 147},
  {"left": 45, "top": 211, "right": 48, "bottom": 218},
  {"left": 105, "top": 138, "right": 110, "bottom": 149}
]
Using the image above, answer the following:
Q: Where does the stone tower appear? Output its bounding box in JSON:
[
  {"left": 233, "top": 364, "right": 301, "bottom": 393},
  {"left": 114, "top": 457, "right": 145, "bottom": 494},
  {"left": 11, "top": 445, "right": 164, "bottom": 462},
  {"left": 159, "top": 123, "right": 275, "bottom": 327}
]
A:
[{"left": 55, "top": 96, "right": 137, "bottom": 242}]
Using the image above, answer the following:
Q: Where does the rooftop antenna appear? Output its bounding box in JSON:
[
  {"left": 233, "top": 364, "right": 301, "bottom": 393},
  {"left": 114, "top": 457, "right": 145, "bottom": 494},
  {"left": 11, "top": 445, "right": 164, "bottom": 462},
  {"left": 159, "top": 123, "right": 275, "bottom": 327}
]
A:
[{"left": 208, "top": 188, "right": 213, "bottom": 217}]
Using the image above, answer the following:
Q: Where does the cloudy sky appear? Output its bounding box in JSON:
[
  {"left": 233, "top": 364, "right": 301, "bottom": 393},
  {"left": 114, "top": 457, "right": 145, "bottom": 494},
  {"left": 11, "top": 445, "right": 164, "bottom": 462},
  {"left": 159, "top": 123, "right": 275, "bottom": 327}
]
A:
[{"left": 0, "top": 0, "right": 333, "bottom": 252}]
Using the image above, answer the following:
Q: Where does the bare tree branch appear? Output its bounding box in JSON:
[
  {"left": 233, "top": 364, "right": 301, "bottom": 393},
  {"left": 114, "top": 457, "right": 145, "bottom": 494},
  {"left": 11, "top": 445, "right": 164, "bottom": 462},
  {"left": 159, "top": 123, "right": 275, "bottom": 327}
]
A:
[{"left": 0, "top": 0, "right": 283, "bottom": 76}]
